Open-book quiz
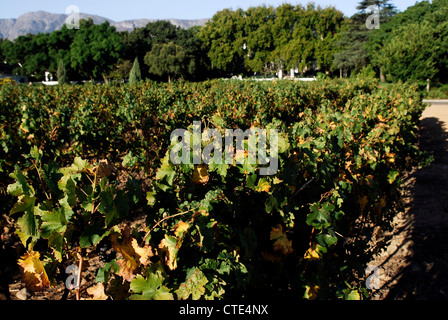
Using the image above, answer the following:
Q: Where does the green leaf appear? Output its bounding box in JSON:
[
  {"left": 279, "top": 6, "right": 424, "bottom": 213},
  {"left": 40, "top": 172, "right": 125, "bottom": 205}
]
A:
[
  {"left": 16, "top": 203, "right": 39, "bottom": 246},
  {"left": 265, "top": 195, "right": 278, "bottom": 214},
  {"left": 146, "top": 191, "right": 156, "bottom": 206},
  {"left": 208, "top": 160, "right": 228, "bottom": 178},
  {"left": 43, "top": 162, "right": 63, "bottom": 197},
  {"left": 48, "top": 233, "right": 64, "bottom": 262},
  {"left": 71, "top": 157, "right": 89, "bottom": 171},
  {"left": 40, "top": 208, "right": 67, "bottom": 238},
  {"left": 80, "top": 224, "right": 108, "bottom": 248},
  {"left": 315, "top": 232, "right": 338, "bottom": 248},
  {"left": 306, "top": 202, "right": 333, "bottom": 230},
  {"left": 29, "top": 146, "right": 42, "bottom": 161},
  {"left": 122, "top": 152, "right": 138, "bottom": 168},
  {"left": 7, "top": 168, "right": 34, "bottom": 197},
  {"left": 246, "top": 173, "right": 257, "bottom": 188},
  {"left": 9, "top": 196, "right": 36, "bottom": 216},
  {"left": 57, "top": 175, "right": 77, "bottom": 208},
  {"left": 155, "top": 155, "right": 176, "bottom": 186},
  {"left": 175, "top": 267, "right": 208, "bottom": 300},
  {"left": 129, "top": 272, "right": 173, "bottom": 300},
  {"left": 96, "top": 260, "right": 119, "bottom": 284},
  {"left": 277, "top": 133, "right": 290, "bottom": 154},
  {"left": 387, "top": 170, "right": 399, "bottom": 184},
  {"left": 345, "top": 289, "right": 361, "bottom": 300}
]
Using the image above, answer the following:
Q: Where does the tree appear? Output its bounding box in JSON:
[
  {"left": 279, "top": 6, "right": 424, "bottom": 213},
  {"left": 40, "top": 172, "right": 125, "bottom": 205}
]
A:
[
  {"left": 129, "top": 57, "right": 142, "bottom": 83},
  {"left": 333, "top": 0, "right": 397, "bottom": 76},
  {"left": 198, "top": 8, "right": 246, "bottom": 76},
  {"left": 0, "top": 38, "right": 4, "bottom": 62},
  {"left": 108, "top": 59, "right": 133, "bottom": 81},
  {"left": 144, "top": 42, "right": 187, "bottom": 82},
  {"left": 57, "top": 59, "right": 67, "bottom": 84},
  {"left": 70, "top": 19, "right": 124, "bottom": 79},
  {"left": 374, "top": 22, "right": 438, "bottom": 83}
]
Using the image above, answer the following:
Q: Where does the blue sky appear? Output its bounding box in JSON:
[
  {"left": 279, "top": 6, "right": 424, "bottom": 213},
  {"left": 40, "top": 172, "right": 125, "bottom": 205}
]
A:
[{"left": 0, "top": 0, "right": 421, "bottom": 20}]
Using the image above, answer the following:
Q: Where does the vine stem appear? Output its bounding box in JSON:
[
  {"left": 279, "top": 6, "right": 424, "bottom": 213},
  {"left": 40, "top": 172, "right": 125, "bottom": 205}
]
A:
[
  {"left": 75, "top": 253, "right": 83, "bottom": 300},
  {"left": 141, "top": 209, "right": 194, "bottom": 246},
  {"left": 32, "top": 159, "right": 50, "bottom": 200}
]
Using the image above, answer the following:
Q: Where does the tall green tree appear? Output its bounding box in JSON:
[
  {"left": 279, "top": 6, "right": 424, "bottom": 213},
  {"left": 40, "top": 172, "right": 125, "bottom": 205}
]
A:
[
  {"left": 57, "top": 59, "right": 67, "bottom": 84},
  {"left": 144, "top": 42, "right": 187, "bottom": 82},
  {"left": 70, "top": 19, "right": 123, "bottom": 79},
  {"left": 198, "top": 8, "right": 246, "bottom": 76},
  {"left": 334, "top": 0, "right": 397, "bottom": 76},
  {"left": 374, "top": 22, "right": 438, "bottom": 83},
  {"left": 368, "top": 0, "right": 448, "bottom": 83},
  {"left": 129, "top": 57, "right": 142, "bottom": 83}
]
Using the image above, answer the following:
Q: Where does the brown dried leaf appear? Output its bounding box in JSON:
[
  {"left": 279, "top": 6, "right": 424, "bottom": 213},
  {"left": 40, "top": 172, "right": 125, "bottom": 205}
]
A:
[
  {"left": 270, "top": 225, "right": 293, "bottom": 256},
  {"left": 192, "top": 165, "right": 209, "bottom": 185},
  {"left": 97, "top": 160, "right": 114, "bottom": 178},
  {"left": 18, "top": 251, "right": 50, "bottom": 292},
  {"left": 86, "top": 282, "right": 108, "bottom": 300},
  {"left": 110, "top": 227, "right": 153, "bottom": 282}
]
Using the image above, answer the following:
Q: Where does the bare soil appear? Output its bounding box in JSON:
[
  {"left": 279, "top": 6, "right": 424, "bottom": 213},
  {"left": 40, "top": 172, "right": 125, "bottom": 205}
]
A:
[{"left": 370, "top": 101, "right": 448, "bottom": 300}]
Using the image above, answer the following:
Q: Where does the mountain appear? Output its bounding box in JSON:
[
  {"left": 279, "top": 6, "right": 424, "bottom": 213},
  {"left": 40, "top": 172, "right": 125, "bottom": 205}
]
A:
[{"left": 0, "top": 11, "right": 209, "bottom": 40}]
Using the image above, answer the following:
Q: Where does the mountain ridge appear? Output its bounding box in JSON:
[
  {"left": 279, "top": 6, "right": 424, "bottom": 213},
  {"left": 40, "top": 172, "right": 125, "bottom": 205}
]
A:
[{"left": 0, "top": 11, "right": 209, "bottom": 40}]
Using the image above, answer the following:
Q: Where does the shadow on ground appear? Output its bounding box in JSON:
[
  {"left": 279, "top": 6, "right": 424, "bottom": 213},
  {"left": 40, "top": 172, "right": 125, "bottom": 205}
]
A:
[{"left": 382, "top": 116, "right": 448, "bottom": 299}]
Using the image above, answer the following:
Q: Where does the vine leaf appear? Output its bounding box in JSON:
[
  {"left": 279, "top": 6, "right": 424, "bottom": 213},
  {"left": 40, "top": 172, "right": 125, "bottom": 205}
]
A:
[
  {"left": 304, "top": 244, "right": 323, "bottom": 261},
  {"left": 270, "top": 224, "right": 293, "bottom": 255},
  {"left": 175, "top": 267, "right": 208, "bottom": 300},
  {"left": 174, "top": 221, "right": 190, "bottom": 237},
  {"left": 86, "top": 283, "right": 109, "bottom": 300},
  {"left": 255, "top": 178, "right": 271, "bottom": 193},
  {"left": 306, "top": 202, "right": 333, "bottom": 229},
  {"left": 110, "top": 227, "right": 153, "bottom": 281},
  {"left": 129, "top": 272, "right": 173, "bottom": 300},
  {"left": 158, "top": 235, "right": 179, "bottom": 270},
  {"left": 304, "top": 284, "right": 320, "bottom": 300},
  {"left": 17, "top": 251, "right": 50, "bottom": 292},
  {"left": 155, "top": 155, "right": 176, "bottom": 188},
  {"left": 192, "top": 164, "right": 209, "bottom": 185},
  {"left": 7, "top": 167, "right": 35, "bottom": 197}
]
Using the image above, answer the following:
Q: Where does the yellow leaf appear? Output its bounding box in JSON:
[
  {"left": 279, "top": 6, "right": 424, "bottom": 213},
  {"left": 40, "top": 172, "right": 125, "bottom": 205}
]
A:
[
  {"left": 304, "top": 284, "right": 320, "bottom": 300},
  {"left": 377, "top": 114, "right": 386, "bottom": 122},
  {"left": 174, "top": 221, "right": 190, "bottom": 237},
  {"left": 192, "top": 164, "right": 209, "bottom": 185},
  {"left": 86, "top": 282, "right": 108, "bottom": 300},
  {"left": 18, "top": 251, "right": 50, "bottom": 292},
  {"left": 255, "top": 178, "right": 271, "bottom": 193},
  {"left": 304, "top": 244, "right": 322, "bottom": 261},
  {"left": 270, "top": 225, "right": 293, "bottom": 255},
  {"left": 158, "top": 235, "right": 179, "bottom": 270},
  {"left": 273, "top": 177, "right": 283, "bottom": 185},
  {"left": 385, "top": 152, "right": 395, "bottom": 163}
]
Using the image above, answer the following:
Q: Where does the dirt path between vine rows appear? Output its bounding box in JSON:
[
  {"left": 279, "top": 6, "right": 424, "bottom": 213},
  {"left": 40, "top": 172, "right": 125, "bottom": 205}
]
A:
[{"left": 369, "top": 100, "right": 448, "bottom": 300}]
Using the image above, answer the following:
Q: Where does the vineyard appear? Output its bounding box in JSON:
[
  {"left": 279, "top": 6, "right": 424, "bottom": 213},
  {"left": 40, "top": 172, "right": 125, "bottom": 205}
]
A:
[{"left": 0, "top": 79, "right": 429, "bottom": 300}]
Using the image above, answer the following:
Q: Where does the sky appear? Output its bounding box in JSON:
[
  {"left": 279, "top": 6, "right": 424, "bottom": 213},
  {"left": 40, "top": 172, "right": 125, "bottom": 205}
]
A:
[{"left": 0, "top": 0, "right": 421, "bottom": 21}]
